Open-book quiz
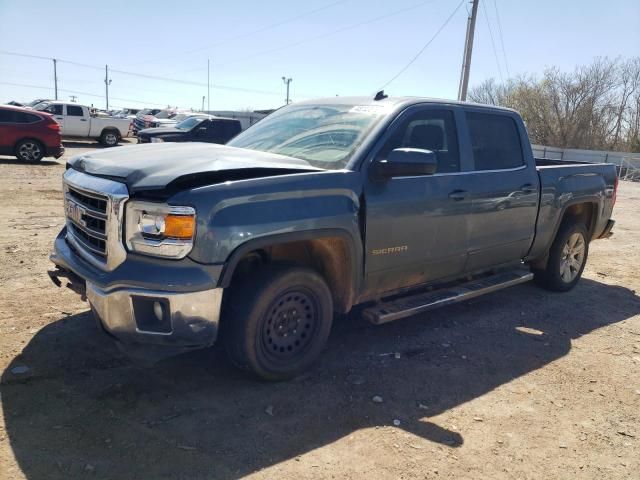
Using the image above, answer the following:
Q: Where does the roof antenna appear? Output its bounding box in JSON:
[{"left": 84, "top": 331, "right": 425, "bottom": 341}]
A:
[{"left": 374, "top": 90, "right": 388, "bottom": 101}]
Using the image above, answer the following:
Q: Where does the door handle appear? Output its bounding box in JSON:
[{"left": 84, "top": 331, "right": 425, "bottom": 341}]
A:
[
  {"left": 520, "top": 184, "right": 536, "bottom": 194},
  {"left": 80, "top": 118, "right": 87, "bottom": 122},
  {"left": 448, "top": 190, "right": 469, "bottom": 201},
  {"left": 55, "top": 117, "right": 63, "bottom": 120}
]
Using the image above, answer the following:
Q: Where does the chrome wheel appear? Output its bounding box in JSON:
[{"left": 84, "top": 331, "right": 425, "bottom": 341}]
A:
[
  {"left": 18, "top": 141, "right": 42, "bottom": 161},
  {"left": 103, "top": 132, "right": 118, "bottom": 146},
  {"left": 560, "top": 232, "right": 585, "bottom": 283}
]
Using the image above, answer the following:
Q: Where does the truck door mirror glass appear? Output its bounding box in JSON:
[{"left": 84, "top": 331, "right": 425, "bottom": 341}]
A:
[{"left": 371, "top": 148, "right": 437, "bottom": 179}]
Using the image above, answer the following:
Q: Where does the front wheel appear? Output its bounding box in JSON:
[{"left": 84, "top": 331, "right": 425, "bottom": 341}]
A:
[
  {"left": 533, "top": 220, "right": 589, "bottom": 292},
  {"left": 222, "top": 266, "right": 333, "bottom": 381}
]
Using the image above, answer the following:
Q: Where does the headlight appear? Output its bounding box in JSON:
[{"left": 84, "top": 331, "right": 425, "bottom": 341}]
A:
[
  {"left": 150, "top": 137, "right": 164, "bottom": 143},
  {"left": 125, "top": 201, "right": 195, "bottom": 259}
]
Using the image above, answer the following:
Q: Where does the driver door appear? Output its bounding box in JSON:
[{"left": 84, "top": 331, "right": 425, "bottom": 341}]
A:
[{"left": 362, "top": 106, "right": 473, "bottom": 297}]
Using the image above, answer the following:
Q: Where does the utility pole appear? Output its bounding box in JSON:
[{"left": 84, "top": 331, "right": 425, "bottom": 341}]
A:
[
  {"left": 282, "top": 76, "right": 292, "bottom": 105},
  {"left": 457, "top": 0, "right": 479, "bottom": 101},
  {"left": 202, "top": 95, "right": 205, "bottom": 112},
  {"left": 207, "top": 59, "right": 210, "bottom": 112},
  {"left": 52, "top": 59, "right": 58, "bottom": 100},
  {"left": 104, "top": 65, "right": 112, "bottom": 110}
]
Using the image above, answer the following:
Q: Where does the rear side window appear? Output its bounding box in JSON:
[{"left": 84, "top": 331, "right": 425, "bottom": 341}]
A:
[
  {"left": 66, "top": 105, "right": 84, "bottom": 116},
  {"left": 466, "top": 112, "right": 524, "bottom": 170},
  {"left": 0, "top": 110, "right": 15, "bottom": 122},
  {"left": 0, "top": 110, "right": 40, "bottom": 123},
  {"left": 14, "top": 112, "right": 41, "bottom": 123},
  {"left": 223, "top": 120, "right": 241, "bottom": 141}
]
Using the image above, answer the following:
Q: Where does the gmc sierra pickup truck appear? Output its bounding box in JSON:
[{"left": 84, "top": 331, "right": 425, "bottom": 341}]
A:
[{"left": 49, "top": 95, "right": 617, "bottom": 380}]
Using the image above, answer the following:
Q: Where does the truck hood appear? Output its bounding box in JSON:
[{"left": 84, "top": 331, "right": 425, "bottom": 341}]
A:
[
  {"left": 67, "top": 143, "right": 323, "bottom": 194},
  {"left": 138, "top": 126, "right": 182, "bottom": 136}
]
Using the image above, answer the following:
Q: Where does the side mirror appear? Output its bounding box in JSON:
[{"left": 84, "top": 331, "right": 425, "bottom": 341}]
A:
[
  {"left": 370, "top": 148, "right": 437, "bottom": 179},
  {"left": 195, "top": 127, "right": 207, "bottom": 135}
]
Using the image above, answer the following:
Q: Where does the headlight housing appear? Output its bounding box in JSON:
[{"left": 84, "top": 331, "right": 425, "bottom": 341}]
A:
[
  {"left": 125, "top": 201, "right": 196, "bottom": 259},
  {"left": 150, "top": 137, "right": 164, "bottom": 143}
]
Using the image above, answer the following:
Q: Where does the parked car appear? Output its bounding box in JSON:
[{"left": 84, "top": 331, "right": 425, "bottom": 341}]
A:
[
  {"left": 5, "top": 100, "right": 25, "bottom": 107},
  {"left": 34, "top": 101, "right": 131, "bottom": 146},
  {"left": 148, "top": 111, "right": 209, "bottom": 129},
  {"left": 136, "top": 116, "right": 241, "bottom": 144},
  {"left": 132, "top": 108, "right": 171, "bottom": 134},
  {"left": 26, "top": 98, "right": 52, "bottom": 109},
  {"left": 0, "top": 105, "right": 64, "bottom": 162},
  {"left": 49, "top": 95, "right": 617, "bottom": 380}
]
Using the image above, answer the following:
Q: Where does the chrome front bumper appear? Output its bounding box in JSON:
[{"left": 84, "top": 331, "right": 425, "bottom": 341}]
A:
[{"left": 87, "top": 282, "right": 223, "bottom": 348}]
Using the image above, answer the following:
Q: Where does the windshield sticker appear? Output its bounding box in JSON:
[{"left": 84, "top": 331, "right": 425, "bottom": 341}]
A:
[{"left": 349, "top": 105, "right": 391, "bottom": 115}]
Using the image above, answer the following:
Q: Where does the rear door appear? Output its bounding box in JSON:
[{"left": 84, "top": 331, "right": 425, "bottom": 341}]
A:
[
  {"left": 462, "top": 110, "right": 539, "bottom": 271},
  {"left": 64, "top": 105, "right": 90, "bottom": 136},
  {"left": 362, "top": 105, "right": 473, "bottom": 296}
]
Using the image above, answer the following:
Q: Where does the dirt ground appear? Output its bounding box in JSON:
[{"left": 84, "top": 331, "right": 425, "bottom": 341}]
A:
[{"left": 0, "top": 141, "right": 638, "bottom": 480}]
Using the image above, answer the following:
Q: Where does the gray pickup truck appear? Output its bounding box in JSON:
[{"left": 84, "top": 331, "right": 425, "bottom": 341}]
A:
[{"left": 49, "top": 95, "right": 617, "bottom": 380}]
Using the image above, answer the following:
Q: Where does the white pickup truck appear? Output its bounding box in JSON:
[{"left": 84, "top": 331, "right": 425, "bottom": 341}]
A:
[{"left": 34, "top": 101, "right": 131, "bottom": 146}]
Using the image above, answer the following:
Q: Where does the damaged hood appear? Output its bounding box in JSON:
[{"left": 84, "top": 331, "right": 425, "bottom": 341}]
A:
[{"left": 67, "top": 143, "right": 322, "bottom": 193}]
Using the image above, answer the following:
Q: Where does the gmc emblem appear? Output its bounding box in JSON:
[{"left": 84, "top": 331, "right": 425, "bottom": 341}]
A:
[{"left": 65, "top": 199, "right": 87, "bottom": 227}]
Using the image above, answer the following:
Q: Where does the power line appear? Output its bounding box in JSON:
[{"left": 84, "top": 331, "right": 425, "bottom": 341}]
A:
[
  {"left": 481, "top": 0, "right": 504, "bottom": 82},
  {"left": 379, "top": 0, "right": 466, "bottom": 90},
  {"left": 0, "top": 81, "right": 167, "bottom": 107},
  {"left": 0, "top": 50, "right": 293, "bottom": 97},
  {"left": 214, "top": 0, "right": 438, "bottom": 69},
  {"left": 492, "top": 0, "right": 510, "bottom": 79},
  {"left": 127, "top": 0, "right": 351, "bottom": 69}
]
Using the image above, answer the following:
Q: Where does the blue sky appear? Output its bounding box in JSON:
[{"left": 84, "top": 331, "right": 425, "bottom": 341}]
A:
[{"left": 1, "top": 0, "right": 638, "bottom": 111}]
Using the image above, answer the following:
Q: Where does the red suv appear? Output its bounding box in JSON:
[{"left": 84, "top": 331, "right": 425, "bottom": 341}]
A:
[{"left": 0, "top": 105, "right": 64, "bottom": 162}]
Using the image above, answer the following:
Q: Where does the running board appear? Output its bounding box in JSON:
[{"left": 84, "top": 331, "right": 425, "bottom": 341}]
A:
[{"left": 363, "top": 269, "right": 534, "bottom": 325}]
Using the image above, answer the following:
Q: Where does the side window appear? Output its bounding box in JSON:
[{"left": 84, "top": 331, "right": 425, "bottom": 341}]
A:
[
  {"left": 13, "top": 112, "right": 41, "bottom": 124},
  {"left": 46, "top": 104, "right": 63, "bottom": 116},
  {"left": 0, "top": 110, "right": 15, "bottom": 123},
  {"left": 466, "top": 112, "right": 524, "bottom": 170},
  {"left": 66, "top": 105, "right": 84, "bottom": 117},
  {"left": 377, "top": 109, "right": 460, "bottom": 173},
  {"left": 223, "top": 121, "right": 241, "bottom": 141}
]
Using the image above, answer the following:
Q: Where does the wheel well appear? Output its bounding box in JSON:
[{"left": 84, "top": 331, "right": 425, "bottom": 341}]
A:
[
  {"left": 13, "top": 137, "right": 44, "bottom": 153},
  {"left": 227, "top": 237, "right": 355, "bottom": 313},
  {"left": 529, "top": 201, "right": 595, "bottom": 271},
  {"left": 562, "top": 202, "right": 596, "bottom": 237},
  {"left": 101, "top": 128, "right": 120, "bottom": 137}
]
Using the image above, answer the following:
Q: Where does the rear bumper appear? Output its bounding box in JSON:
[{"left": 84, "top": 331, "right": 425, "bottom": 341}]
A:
[{"left": 598, "top": 219, "right": 615, "bottom": 239}]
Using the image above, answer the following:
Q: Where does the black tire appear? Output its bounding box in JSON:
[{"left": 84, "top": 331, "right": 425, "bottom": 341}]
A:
[
  {"left": 100, "top": 130, "right": 120, "bottom": 147},
  {"left": 222, "top": 266, "right": 333, "bottom": 381},
  {"left": 15, "top": 139, "right": 44, "bottom": 162},
  {"left": 533, "top": 220, "right": 589, "bottom": 292}
]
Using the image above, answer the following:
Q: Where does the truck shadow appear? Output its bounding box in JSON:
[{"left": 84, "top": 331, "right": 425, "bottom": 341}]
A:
[
  {"left": 0, "top": 157, "right": 59, "bottom": 166},
  {"left": 2, "top": 278, "right": 639, "bottom": 479}
]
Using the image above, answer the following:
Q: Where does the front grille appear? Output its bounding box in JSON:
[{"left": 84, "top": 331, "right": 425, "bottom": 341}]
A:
[
  {"left": 66, "top": 184, "right": 109, "bottom": 259},
  {"left": 63, "top": 169, "right": 129, "bottom": 271}
]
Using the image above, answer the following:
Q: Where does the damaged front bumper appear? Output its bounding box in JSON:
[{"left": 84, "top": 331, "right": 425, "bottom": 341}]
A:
[{"left": 49, "top": 228, "right": 225, "bottom": 358}]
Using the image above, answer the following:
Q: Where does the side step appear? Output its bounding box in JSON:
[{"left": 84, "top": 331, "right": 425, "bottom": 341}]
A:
[{"left": 362, "top": 268, "right": 534, "bottom": 325}]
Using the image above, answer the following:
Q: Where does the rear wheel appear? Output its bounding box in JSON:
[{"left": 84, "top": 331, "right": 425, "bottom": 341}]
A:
[
  {"left": 533, "top": 220, "right": 589, "bottom": 292},
  {"left": 100, "top": 130, "right": 119, "bottom": 147},
  {"left": 15, "top": 139, "right": 44, "bottom": 162},
  {"left": 222, "top": 266, "right": 333, "bottom": 381}
]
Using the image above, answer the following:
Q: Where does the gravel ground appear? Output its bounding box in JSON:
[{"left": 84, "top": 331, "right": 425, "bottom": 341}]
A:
[{"left": 0, "top": 141, "right": 638, "bottom": 480}]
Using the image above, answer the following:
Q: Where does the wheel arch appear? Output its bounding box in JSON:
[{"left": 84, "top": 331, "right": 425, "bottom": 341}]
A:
[
  {"left": 219, "top": 229, "right": 362, "bottom": 314},
  {"left": 529, "top": 199, "right": 598, "bottom": 270}
]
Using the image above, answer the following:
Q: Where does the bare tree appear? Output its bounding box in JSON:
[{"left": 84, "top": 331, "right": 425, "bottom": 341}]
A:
[{"left": 469, "top": 57, "right": 640, "bottom": 152}]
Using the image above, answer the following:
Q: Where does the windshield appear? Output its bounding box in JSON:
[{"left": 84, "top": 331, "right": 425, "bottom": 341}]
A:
[
  {"left": 227, "top": 104, "right": 386, "bottom": 170},
  {"left": 175, "top": 117, "right": 205, "bottom": 130},
  {"left": 33, "top": 102, "right": 50, "bottom": 111}
]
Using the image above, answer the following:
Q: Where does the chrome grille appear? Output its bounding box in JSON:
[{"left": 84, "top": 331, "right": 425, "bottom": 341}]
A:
[{"left": 63, "top": 169, "right": 129, "bottom": 271}]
